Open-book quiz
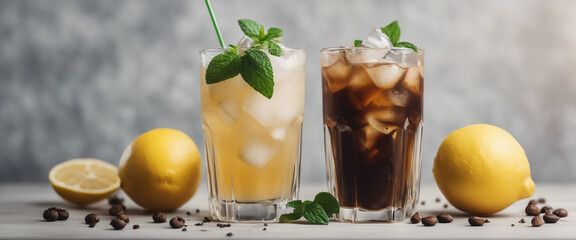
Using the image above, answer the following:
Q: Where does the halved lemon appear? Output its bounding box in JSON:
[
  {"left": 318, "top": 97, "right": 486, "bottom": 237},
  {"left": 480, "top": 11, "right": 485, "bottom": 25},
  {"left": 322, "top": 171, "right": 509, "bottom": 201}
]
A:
[{"left": 49, "top": 158, "right": 120, "bottom": 205}]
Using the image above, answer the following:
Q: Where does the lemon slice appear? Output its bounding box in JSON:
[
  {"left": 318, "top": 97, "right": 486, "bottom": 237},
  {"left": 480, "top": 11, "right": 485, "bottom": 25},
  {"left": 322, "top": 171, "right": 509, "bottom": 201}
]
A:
[{"left": 49, "top": 158, "right": 120, "bottom": 205}]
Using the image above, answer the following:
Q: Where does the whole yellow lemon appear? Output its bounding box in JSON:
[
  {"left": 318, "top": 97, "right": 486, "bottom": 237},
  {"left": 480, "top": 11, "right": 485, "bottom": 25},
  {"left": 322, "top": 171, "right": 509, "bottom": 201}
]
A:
[
  {"left": 433, "top": 124, "right": 535, "bottom": 215},
  {"left": 119, "top": 128, "right": 202, "bottom": 211}
]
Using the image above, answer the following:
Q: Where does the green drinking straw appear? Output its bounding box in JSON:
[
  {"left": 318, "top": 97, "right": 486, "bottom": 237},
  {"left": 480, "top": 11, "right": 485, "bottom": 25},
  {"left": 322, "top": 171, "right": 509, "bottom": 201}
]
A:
[{"left": 205, "top": 0, "right": 226, "bottom": 48}]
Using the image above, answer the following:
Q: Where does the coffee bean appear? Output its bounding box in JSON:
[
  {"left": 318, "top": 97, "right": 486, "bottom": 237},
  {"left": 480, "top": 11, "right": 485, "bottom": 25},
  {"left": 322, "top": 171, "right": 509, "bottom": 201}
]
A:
[
  {"left": 543, "top": 213, "right": 559, "bottom": 223},
  {"left": 443, "top": 204, "right": 448, "bottom": 209},
  {"left": 553, "top": 208, "right": 568, "bottom": 217},
  {"left": 195, "top": 223, "right": 203, "bottom": 226},
  {"left": 117, "top": 213, "right": 130, "bottom": 223},
  {"left": 152, "top": 212, "right": 166, "bottom": 223},
  {"left": 511, "top": 224, "right": 515, "bottom": 227},
  {"left": 421, "top": 216, "right": 437, "bottom": 226},
  {"left": 410, "top": 212, "right": 422, "bottom": 224},
  {"left": 525, "top": 204, "right": 540, "bottom": 216},
  {"left": 528, "top": 199, "right": 538, "bottom": 205},
  {"left": 170, "top": 216, "right": 185, "bottom": 229},
  {"left": 264, "top": 223, "right": 268, "bottom": 226},
  {"left": 531, "top": 216, "right": 544, "bottom": 227},
  {"left": 538, "top": 198, "right": 546, "bottom": 204},
  {"left": 56, "top": 208, "right": 69, "bottom": 221},
  {"left": 110, "top": 218, "right": 127, "bottom": 230},
  {"left": 263, "top": 228, "right": 267, "bottom": 231},
  {"left": 541, "top": 206, "right": 553, "bottom": 214},
  {"left": 468, "top": 216, "right": 485, "bottom": 226},
  {"left": 182, "top": 227, "right": 187, "bottom": 232},
  {"left": 203, "top": 217, "right": 211, "bottom": 223},
  {"left": 84, "top": 213, "right": 100, "bottom": 226},
  {"left": 196, "top": 209, "right": 200, "bottom": 213},
  {"left": 226, "top": 232, "right": 233, "bottom": 237},
  {"left": 108, "top": 195, "right": 124, "bottom": 205},
  {"left": 42, "top": 207, "right": 59, "bottom": 221},
  {"left": 436, "top": 213, "right": 453, "bottom": 223},
  {"left": 519, "top": 218, "right": 526, "bottom": 223},
  {"left": 484, "top": 219, "right": 490, "bottom": 223},
  {"left": 421, "top": 201, "right": 426, "bottom": 206},
  {"left": 435, "top": 198, "right": 441, "bottom": 203},
  {"left": 108, "top": 205, "right": 126, "bottom": 216},
  {"left": 186, "top": 211, "right": 191, "bottom": 216}
]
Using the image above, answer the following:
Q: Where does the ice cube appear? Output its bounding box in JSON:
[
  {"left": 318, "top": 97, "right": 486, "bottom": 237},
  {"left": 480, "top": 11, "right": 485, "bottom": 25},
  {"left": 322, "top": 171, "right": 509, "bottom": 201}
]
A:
[
  {"left": 384, "top": 49, "right": 423, "bottom": 67},
  {"left": 362, "top": 28, "right": 393, "bottom": 48},
  {"left": 322, "top": 58, "right": 351, "bottom": 92},
  {"left": 402, "top": 67, "right": 423, "bottom": 95},
  {"left": 388, "top": 87, "right": 411, "bottom": 107},
  {"left": 240, "top": 140, "right": 276, "bottom": 168},
  {"left": 208, "top": 76, "right": 245, "bottom": 102},
  {"left": 358, "top": 125, "right": 381, "bottom": 150},
  {"left": 269, "top": 49, "right": 305, "bottom": 70},
  {"left": 237, "top": 36, "right": 254, "bottom": 48},
  {"left": 345, "top": 48, "right": 389, "bottom": 63},
  {"left": 364, "top": 63, "right": 406, "bottom": 89},
  {"left": 218, "top": 98, "right": 241, "bottom": 124},
  {"left": 242, "top": 78, "right": 304, "bottom": 127},
  {"left": 270, "top": 127, "right": 287, "bottom": 140},
  {"left": 322, "top": 49, "right": 344, "bottom": 67},
  {"left": 366, "top": 107, "right": 405, "bottom": 125}
]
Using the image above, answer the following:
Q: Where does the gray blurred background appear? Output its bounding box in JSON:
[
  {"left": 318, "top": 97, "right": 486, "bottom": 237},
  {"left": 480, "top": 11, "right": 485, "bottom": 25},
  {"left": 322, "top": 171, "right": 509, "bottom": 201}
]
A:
[{"left": 1, "top": 0, "right": 576, "bottom": 183}]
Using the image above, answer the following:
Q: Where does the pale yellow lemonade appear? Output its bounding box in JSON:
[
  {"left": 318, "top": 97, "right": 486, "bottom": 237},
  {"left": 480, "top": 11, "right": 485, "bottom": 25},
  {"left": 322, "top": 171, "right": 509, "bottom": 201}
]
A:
[{"left": 200, "top": 48, "right": 305, "bottom": 204}]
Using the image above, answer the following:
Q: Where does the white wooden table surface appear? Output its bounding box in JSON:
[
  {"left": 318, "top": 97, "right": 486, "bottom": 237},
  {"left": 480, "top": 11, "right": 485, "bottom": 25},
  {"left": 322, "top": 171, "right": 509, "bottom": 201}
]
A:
[{"left": 1, "top": 183, "right": 575, "bottom": 239}]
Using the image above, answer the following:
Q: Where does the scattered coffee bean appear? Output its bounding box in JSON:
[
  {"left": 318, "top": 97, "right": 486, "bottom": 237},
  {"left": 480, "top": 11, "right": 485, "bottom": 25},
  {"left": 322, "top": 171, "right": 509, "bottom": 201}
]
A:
[
  {"left": 117, "top": 213, "right": 130, "bottom": 223},
  {"left": 435, "top": 198, "right": 441, "bottom": 203},
  {"left": 525, "top": 204, "right": 540, "bottom": 216},
  {"left": 170, "top": 216, "right": 185, "bottom": 229},
  {"left": 196, "top": 209, "right": 200, "bottom": 213},
  {"left": 484, "top": 219, "right": 490, "bottom": 223},
  {"left": 195, "top": 222, "right": 204, "bottom": 226},
  {"left": 152, "top": 212, "right": 166, "bottom": 223},
  {"left": 437, "top": 213, "right": 453, "bottom": 223},
  {"left": 182, "top": 227, "right": 187, "bottom": 232},
  {"left": 468, "top": 216, "right": 485, "bottom": 226},
  {"left": 519, "top": 218, "right": 526, "bottom": 224},
  {"left": 541, "top": 206, "right": 553, "bottom": 214},
  {"left": 108, "top": 195, "right": 124, "bottom": 205},
  {"left": 110, "top": 218, "right": 127, "bottom": 230},
  {"left": 421, "top": 216, "right": 437, "bottom": 226},
  {"left": 56, "top": 208, "right": 69, "bottom": 221},
  {"left": 203, "top": 217, "right": 211, "bottom": 223},
  {"left": 543, "top": 213, "right": 559, "bottom": 223},
  {"left": 553, "top": 208, "right": 568, "bottom": 217},
  {"left": 264, "top": 223, "right": 268, "bottom": 226},
  {"left": 528, "top": 199, "right": 538, "bottom": 205},
  {"left": 531, "top": 216, "right": 544, "bottom": 227},
  {"left": 538, "top": 198, "right": 546, "bottom": 204},
  {"left": 42, "top": 207, "right": 59, "bottom": 221},
  {"left": 108, "top": 204, "right": 126, "bottom": 216},
  {"left": 421, "top": 201, "right": 426, "bottom": 206},
  {"left": 217, "top": 223, "right": 232, "bottom": 228},
  {"left": 186, "top": 211, "right": 191, "bottom": 216},
  {"left": 226, "top": 232, "right": 233, "bottom": 237},
  {"left": 443, "top": 204, "right": 448, "bottom": 209},
  {"left": 85, "top": 213, "right": 100, "bottom": 226},
  {"left": 410, "top": 212, "right": 422, "bottom": 224},
  {"left": 133, "top": 224, "right": 140, "bottom": 229},
  {"left": 511, "top": 224, "right": 515, "bottom": 227},
  {"left": 263, "top": 228, "right": 267, "bottom": 231}
]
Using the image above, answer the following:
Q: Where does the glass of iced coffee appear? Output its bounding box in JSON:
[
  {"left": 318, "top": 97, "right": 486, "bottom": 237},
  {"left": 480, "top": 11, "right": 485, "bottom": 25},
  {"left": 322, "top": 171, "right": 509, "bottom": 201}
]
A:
[{"left": 321, "top": 26, "right": 423, "bottom": 222}]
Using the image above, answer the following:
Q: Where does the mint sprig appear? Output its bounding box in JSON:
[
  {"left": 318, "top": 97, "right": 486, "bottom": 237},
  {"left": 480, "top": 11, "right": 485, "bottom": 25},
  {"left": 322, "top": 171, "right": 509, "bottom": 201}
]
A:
[
  {"left": 280, "top": 192, "right": 340, "bottom": 225},
  {"left": 205, "top": 19, "right": 283, "bottom": 99},
  {"left": 354, "top": 21, "right": 419, "bottom": 52}
]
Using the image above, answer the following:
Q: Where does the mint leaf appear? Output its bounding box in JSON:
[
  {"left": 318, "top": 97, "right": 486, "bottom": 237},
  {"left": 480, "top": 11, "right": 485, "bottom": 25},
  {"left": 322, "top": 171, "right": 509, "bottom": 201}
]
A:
[
  {"left": 313, "top": 192, "right": 340, "bottom": 215},
  {"left": 264, "top": 28, "right": 283, "bottom": 40},
  {"left": 302, "top": 201, "right": 329, "bottom": 225},
  {"left": 381, "top": 21, "right": 401, "bottom": 45},
  {"left": 239, "top": 49, "right": 274, "bottom": 99},
  {"left": 267, "top": 41, "right": 282, "bottom": 57},
  {"left": 205, "top": 51, "right": 240, "bottom": 84},
  {"left": 279, "top": 212, "right": 302, "bottom": 222},
  {"left": 287, "top": 200, "right": 303, "bottom": 210},
  {"left": 395, "top": 41, "right": 418, "bottom": 52},
  {"left": 238, "top": 19, "right": 262, "bottom": 39},
  {"left": 354, "top": 40, "right": 363, "bottom": 47}
]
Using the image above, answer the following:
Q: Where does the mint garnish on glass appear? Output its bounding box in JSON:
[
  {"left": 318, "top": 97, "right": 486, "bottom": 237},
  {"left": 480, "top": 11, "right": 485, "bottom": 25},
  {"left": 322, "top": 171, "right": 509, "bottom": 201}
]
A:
[
  {"left": 280, "top": 192, "right": 340, "bottom": 225},
  {"left": 354, "top": 20, "right": 418, "bottom": 51},
  {"left": 204, "top": 1, "right": 283, "bottom": 99}
]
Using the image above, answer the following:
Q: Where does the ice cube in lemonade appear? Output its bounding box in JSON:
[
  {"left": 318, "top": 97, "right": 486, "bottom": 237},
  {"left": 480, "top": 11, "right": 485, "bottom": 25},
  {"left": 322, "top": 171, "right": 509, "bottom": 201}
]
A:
[{"left": 200, "top": 48, "right": 305, "bottom": 204}]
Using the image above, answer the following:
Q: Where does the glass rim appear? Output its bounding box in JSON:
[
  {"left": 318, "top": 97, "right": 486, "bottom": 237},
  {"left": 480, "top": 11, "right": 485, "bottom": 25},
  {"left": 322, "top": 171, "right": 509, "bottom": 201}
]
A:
[
  {"left": 200, "top": 47, "right": 305, "bottom": 55},
  {"left": 321, "top": 47, "right": 424, "bottom": 53}
]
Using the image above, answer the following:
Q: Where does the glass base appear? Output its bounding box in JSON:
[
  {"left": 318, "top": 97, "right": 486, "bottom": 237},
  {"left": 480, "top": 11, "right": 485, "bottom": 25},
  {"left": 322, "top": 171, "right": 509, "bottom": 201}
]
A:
[
  {"left": 338, "top": 207, "right": 406, "bottom": 223},
  {"left": 210, "top": 200, "right": 286, "bottom": 222}
]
